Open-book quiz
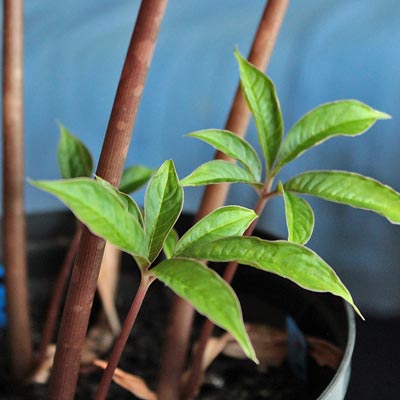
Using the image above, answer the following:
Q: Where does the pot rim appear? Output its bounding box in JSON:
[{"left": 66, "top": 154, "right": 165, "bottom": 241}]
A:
[{"left": 317, "top": 302, "right": 356, "bottom": 399}]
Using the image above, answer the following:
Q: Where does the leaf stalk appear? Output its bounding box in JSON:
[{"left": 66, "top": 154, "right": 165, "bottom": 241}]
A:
[{"left": 95, "top": 272, "right": 155, "bottom": 400}]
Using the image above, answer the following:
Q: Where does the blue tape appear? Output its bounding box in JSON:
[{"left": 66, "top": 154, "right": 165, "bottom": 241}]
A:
[{"left": 0, "top": 264, "right": 6, "bottom": 328}]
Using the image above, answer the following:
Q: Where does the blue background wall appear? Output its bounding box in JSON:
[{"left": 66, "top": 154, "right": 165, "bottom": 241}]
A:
[{"left": 1, "top": 0, "right": 400, "bottom": 315}]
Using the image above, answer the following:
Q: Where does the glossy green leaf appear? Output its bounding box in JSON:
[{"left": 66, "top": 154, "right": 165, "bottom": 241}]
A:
[
  {"left": 187, "top": 129, "right": 262, "bottom": 181},
  {"left": 163, "top": 229, "right": 179, "bottom": 259},
  {"left": 284, "top": 171, "right": 400, "bottom": 224},
  {"left": 29, "top": 178, "right": 147, "bottom": 260},
  {"left": 181, "top": 160, "right": 262, "bottom": 189},
  {"left": 95, "top": 176, "right": 143, "bottom": 225},
  {"left": 235, "top": 50, "right": 283, "bottom": 172},
  {"left": 279, "top": 183, "right": 314, "bottom": 245},
  {"left": 120, "top": 165, "right": 154, "bottom": 194},
  {"left": 175, "top": 206, "right": 257, "bottom": 256},
  {"left": 181, "top": 237, "right": 361, "bottom": 317},
  {"left": 57, "top": 124, "right": 93, "bottom": 179},
  {"left": 274, "top": 100, "right": 390, "bottom": 172},
  {"left": 144, "top": 160, "right": 183, "bottom": 262},
  {"left": 152, "top": 258, "right": 257, "bottom": 362}
]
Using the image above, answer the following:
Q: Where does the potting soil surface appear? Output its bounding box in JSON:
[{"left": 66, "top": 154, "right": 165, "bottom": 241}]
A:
[{"left": 0, "top": 267, "right": 323, "bottom": 399}]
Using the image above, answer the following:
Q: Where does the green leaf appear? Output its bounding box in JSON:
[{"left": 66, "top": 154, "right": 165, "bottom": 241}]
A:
[
  {"left": 175, "top": 206, "right": 257, "bottom": 256},
  {"left": 284, "top": 171, "right": 400, "bottom": 224},
  {"left": 274, "top": 100, "right": 390, "bottom": 172},
  {"left": 120, "top": 165, "right": 154, "bottom": 194},
  {"left": 95, "top": 176, "right": 143, "bottom": 225},
  {"left": 152, "top": 258, "right": 257, "bottom": 363},
  {"left": 180, "top": 237, "right": 361, "bottom": 317},
  {"left": 181, "top": 160, "right": 262, "bottom": 189},
  {"left": 29, "top": 178, "right": 147, "bottom": 260},
  {"left": 279, "top": 182, "right": 314, "bottom": 245},
  {"left": 57, "top": 124, "right": 93, "bottom": 179},
  {"left": 144, "top": 160, "right": 183, "bottom": 262},
  {"left": 187, "top": 130, "right": 262, "bottom": 181},
  {"left": 163, "top": 229, "right": 179, "bottom": 259},
  {"left": 235, "top": 50, "right": 283, "bottom": 172}
]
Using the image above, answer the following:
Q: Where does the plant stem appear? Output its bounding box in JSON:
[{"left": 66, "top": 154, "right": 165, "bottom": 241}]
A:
[
  {"left": 2, "top": 0, "right": 33, "bottom": 381},
  {"left": 35, "top": 225, "right": 82, "bottom": 367},
  {"left": 95, "top": 273, "right": 154, "bottom": 400},
  {"left": 48, "top": 2, "right": 168, "bottom": 399},
  {"left": 182, "top": 181, "right": 274, "bottom": 399},
  {"left": 157, "top": 2, "right": 289, "bottom": 398}
]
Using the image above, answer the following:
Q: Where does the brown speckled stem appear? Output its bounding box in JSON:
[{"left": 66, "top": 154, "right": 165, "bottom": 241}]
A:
[
  {"left": 48, "top": 1, "right": 168, "bottom": 399},
  {"left": 2, "top": 0, "right": 33, "bottom": 381}
]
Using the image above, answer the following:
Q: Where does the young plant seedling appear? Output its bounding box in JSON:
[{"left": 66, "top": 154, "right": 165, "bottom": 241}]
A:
[
  {"left": 179, "top": 49, "right": 399, "bottom": 397},
  {"left": 29, "top": 158, "right": 263, "bottom": 398}
]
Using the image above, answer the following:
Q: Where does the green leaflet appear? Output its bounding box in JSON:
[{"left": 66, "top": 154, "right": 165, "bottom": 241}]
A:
[
  {"left": 181, "top": 160, "right": 262, "bottom": 189},
  {"left": 163, "top": 229, "right": 179, "bottom": 259},
  {"left": 57, "top": 124, "right": 93, "bottom": 179},
  {"left": 174, "top": 206, "right": 257, "bottom": 256},
  {"left": 279, "top": 183, "right": 314, "bottom": 245},
  {"left": 284, "top": 171, "right": 400, "bottom": 224},
  {"left": 29, "top": 178, "right": 147, "bottom": 260},
  {"left": 95, "top": 176, "right": 143, "bottom": 226},
  {"left": 180, "top": 236, "right": 362, "bottom": 318},
  {"left": 144, "top": 160, "right": 183, "bottom": 262},
  {"left": 187, "top": 129, "right": 262, "bottom": 182},
  {"left": 120, "top": 165, "right": 154, "bottom": 194},
  {"left": 235, "top": 50, "right": 283, "bottom": 172},
  {"left": 152, "top": 258, "right": 258, "bottom": 363},
  {"left": 274, "top": 100, "right": 390, "bottom": 172}
]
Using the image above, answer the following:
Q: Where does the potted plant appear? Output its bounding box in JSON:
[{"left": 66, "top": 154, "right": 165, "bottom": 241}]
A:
[{"left": 28, "top": 49, "right": 398, "bottom": 399}]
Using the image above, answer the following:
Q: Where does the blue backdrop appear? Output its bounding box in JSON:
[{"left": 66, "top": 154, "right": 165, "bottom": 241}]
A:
[{"left": 1, "top": 0, "right": 400, "bottom": 316}]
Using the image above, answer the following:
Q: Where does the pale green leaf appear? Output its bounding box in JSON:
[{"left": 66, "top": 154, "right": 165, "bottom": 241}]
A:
[
  {"left": 29, "top": 178, "right": 147, "bottom": 260},
  {"left": 163, "top": 229, "right": 179, "bottom": 259},
  {"left": 274, "top": 100, "right": 390, "bottom": 172},
  {"left": 284, "top": 171, "right": 400, "bottom": 224},
  {"left": 152, "top": 258, "right": 257, "bottom": 363},
  {"left": 144, "top": 160, "right": 183, "bottom": 262},
  {"left": 57, "top": 124, "right": 93, "bottom": 179},
  {"left": 175, "top": 206, "right": 257, "bottom": 256},
  {"left": 279, "top": 182, "right": 314, "bottom": 245},
  {"left": 187, "top": 129, "right": 262, "bottom": 181},
  {"left": 235, "top": 50, "right": 283, "bottom": 172},
  {"left": 181, "top": 160, "right": 262, "bottom": 189},
  {"left": 95, "top": 176, "right": 143, "bottom": 225},
  {"left": 120, "top": 165, "right": 154, "bottom": 194},
  {"left": 181, "top": 237, "right": 361, "bottom": 317}
]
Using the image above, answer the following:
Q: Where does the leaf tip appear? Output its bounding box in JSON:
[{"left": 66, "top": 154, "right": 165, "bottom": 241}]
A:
[
  {"left": 376, "top": 111, "right": 391, "bottom": 120},
  {"left": 353, "top": 303, "right": 364, "bottom": 320}
]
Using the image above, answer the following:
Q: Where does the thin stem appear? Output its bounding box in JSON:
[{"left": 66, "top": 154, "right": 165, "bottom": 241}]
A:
[
  {"left": 48, "top": 2, "right": 168, "bottom": 398},
  {"left": 95, "top": 273, "right": 154, "bottom": 400},
  {"left": 182, "top": 180, "right": 274, "bottom": 399},
  {"left": 2, "top": 0, "right": 33, "bottom": 380},
  {"left": 157, "top": 2, "right": 289, "bottom": 398},
  {"left": 35, "top": 225, "right": 82, "bottom": 366}
]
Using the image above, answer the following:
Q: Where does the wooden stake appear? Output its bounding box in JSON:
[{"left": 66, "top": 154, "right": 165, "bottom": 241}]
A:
[
  {"left": 48, "top": 1, "right": 168, "bottom": 398},
  {"left": 157, "top": 1, "right": 289, "bottom": 398},
  {"left": 2, "top": 0, "right": 33, "bottom": 381}
]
